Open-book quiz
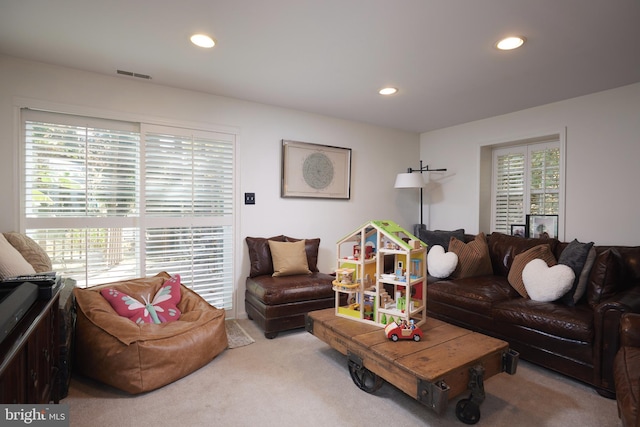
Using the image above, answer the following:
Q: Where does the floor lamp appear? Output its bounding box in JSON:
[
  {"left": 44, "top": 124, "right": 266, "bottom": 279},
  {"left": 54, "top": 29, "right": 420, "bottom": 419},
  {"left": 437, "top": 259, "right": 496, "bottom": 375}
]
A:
[{"left": 394, "top": 160, "right": 447, "bottom": 236}]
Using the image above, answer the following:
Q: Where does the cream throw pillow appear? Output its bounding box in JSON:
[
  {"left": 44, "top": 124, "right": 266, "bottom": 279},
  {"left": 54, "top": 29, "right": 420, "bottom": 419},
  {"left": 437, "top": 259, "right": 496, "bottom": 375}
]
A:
[
  {"left": 427, "top": 245, "right": 458, "bottom": 279},
  {"left": 507, "top": 244, "right": 557, "bottom": 298},
  {"left": 0, "top": 233, "right": 37, "bottom": 279},
  {"left": 522, "top": 259, "right": 575, "bottom": 302},
  {"left": 268, "top": 239, "right": 312, "bottom": 277},
  {"left": 3, "top": 232, "right": 52, "bottom": 273}
]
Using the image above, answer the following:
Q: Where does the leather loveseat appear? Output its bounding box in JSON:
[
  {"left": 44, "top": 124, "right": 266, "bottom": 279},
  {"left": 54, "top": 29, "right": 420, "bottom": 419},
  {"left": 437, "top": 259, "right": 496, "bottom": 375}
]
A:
[
  {"left": 425, "top": 231, "right": 640, "bottom": 397},
  {"left": 245, "top": 235, "right": 339, "bottom": 339}
]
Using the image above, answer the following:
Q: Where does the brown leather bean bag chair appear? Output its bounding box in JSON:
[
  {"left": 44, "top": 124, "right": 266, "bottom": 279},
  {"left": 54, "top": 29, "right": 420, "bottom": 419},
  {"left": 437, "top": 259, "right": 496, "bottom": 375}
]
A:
[{"left": 74, "top": 272, "right": 227, "bottom": 394}]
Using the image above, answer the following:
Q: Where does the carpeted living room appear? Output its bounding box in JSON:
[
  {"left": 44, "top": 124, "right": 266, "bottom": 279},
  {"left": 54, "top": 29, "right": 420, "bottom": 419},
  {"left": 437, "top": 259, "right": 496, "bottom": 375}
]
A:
[
  {"left": 63, "top": 319, "right": 619, "bottom": 427},
  {"left": 1, "top": 2, "right": 639, "bottom": 427}
]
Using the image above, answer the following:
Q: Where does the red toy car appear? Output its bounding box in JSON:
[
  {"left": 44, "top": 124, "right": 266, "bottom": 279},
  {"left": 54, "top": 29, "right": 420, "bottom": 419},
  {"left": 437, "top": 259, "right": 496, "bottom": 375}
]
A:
[{"left": 384, "top": 320, "right": 423, "bottom": 342}]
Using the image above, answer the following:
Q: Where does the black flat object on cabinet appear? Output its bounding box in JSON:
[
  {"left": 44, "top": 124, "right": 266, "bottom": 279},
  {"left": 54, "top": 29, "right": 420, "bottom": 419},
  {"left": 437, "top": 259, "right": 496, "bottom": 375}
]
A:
[{"left": 0, "top": 284, "right": 61, "bottom": 404}]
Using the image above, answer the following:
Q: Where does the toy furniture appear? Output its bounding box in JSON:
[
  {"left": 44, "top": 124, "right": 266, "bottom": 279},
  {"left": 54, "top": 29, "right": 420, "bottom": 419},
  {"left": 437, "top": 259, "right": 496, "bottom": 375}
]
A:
[
  {"left": 307, "top": 308, "right": 518, "bottom": 423},
  {"left": 334, "top": 220, "right": 427, "bottom": 328},
  {"left": 245, "top": 235, "right": 338, "bottom": 338},
  {"left": 614, "top": 313, "right": 640, "bottom": 427},
  {"left": 73, "top": 271, "right": 227, "bottom": 394}
]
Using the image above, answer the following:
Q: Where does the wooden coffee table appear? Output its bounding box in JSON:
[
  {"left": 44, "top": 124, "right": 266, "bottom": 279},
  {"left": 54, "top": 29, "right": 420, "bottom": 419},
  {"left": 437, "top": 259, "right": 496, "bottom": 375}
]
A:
[{"left": 306, "top": 308, "right": 518, "bottom": 424}]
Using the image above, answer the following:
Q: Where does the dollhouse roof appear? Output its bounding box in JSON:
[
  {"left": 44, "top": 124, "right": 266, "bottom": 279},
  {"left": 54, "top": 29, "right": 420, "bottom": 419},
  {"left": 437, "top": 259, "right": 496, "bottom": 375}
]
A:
[{"left": 337, "top": 220, "right": 425, "bottom": 251}]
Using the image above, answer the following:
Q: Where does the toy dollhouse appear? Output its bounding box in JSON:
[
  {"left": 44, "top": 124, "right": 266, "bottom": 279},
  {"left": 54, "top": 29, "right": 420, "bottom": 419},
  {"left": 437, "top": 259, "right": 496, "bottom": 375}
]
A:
[{"left": 334, "top": 220, "right": 427, "bottom": 328}]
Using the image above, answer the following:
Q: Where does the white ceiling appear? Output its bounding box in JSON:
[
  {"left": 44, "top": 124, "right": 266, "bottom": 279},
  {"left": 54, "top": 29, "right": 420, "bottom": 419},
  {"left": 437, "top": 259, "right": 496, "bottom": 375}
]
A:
[{"left": 1, "top": 1, "right": 639, "bottom": 133}]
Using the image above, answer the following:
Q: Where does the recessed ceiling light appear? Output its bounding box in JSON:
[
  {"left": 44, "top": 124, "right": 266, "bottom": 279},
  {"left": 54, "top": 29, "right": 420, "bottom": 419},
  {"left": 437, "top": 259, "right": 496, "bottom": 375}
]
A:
[
  {"left": 190, "top": 34, "right": 216, "bottom": 48},
  {"left": 496, "top": 36, "right": 525, "bottom": 50},
  {"left": 379, "top": 87, "right": 398, "bottom": 95}
]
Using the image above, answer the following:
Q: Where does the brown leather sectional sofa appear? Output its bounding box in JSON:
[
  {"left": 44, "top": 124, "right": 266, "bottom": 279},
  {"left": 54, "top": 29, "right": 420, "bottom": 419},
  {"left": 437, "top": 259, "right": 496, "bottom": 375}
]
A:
[{"left": 426, "top": 232, "right": 640, "bottom": 397}]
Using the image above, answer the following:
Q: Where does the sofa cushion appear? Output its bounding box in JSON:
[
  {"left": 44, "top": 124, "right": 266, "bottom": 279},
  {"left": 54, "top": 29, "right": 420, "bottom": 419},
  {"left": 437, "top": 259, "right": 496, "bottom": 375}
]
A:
[
  {"left": 587, "top": 248, "right": 622, "bottom": 307},
  {"left": 246, "top": 235, "right": 286, "bottom": 277},
  {"left": 427, "top": 275, "right": 517, "bottom": 316},
  {"left": 575, "top": 247, "right": 596, "bottom": 302},
  {"left": 449, "top": 233, "right": 493, "bottom": 279},
  {"left": 245, "top": 272, "right": 335, "bottom": 305},
  {"left": 268, "top": 240, "right": 312, "bottom": 277},
  {"left": 3, "top": 232, "right": 53, "bottom": 273},
  {"left": 507, "top": 244, "right": 557, "bottom": 298},
  {"left": 284, "top": 236, "right": 320, "bottom": 272},
  {"left": 493, "top": 298, "right": 593, "bottom": 342},
  {"left": 419, "top": 228, "right": 465, "bottom": 252},
  {"left": 0, "top": 233, "right": 37, "bottom": 279},
  {"left": 557, "top": 239, "right": 595, "bottom": 306},
  {"left": 522, "top": 259, "right": 575, "bottom": 302},
  {"left": 427, "top": 245, "right": 458, "bottom": 279},
  {"left": 487, "top": 232, "right": 559, "bottom": 277}
]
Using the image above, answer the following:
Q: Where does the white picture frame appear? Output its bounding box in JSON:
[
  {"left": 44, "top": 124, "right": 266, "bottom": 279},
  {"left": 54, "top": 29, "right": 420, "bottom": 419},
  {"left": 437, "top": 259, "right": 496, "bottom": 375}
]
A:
[{"left": 526, "top": 215, "right": 559, "bottom": 239}]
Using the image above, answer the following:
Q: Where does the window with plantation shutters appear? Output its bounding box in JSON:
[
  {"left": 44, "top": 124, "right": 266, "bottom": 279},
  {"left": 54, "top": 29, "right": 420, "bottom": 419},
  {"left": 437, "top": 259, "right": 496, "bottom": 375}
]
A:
[
  {"left": 493, "top": 148, "right": 526, "bottom": 234},
  {"left": 491, "top": 137, "right": 562, "bottom": 235},
  {"left": 21, "top": 110, "right": 235, "bottom": 310},
  {"left": 142, "top": 125, "right": 234, "bottom": 308}
]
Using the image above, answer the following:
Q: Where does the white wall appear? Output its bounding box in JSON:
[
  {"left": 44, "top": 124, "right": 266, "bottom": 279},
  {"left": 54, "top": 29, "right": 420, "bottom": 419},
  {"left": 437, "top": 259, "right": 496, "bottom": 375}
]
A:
[
  {"left": 0, "top": 55, "right": 420, "bottom": 317},
  {"left": 420, "top": 82, "right": 640, "bottom": 246}
]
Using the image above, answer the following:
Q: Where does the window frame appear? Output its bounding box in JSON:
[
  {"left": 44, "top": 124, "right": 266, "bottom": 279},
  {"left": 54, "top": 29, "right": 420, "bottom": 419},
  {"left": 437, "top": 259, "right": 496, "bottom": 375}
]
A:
[
  {"left": 485, "top": 130, "right": 566, "bottom": 240},
  {"left": 16, "top": 101, "right": 239, "bottom": 315}
]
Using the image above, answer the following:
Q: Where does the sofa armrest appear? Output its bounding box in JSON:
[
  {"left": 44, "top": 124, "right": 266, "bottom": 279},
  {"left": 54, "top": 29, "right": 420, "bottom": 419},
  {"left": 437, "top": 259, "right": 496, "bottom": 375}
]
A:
[
  {"left": 620, "top": 313, "right": 640, "bottom": 348},
  {"left": 592, "top": 287, "right": 640, "bottom": 391}
]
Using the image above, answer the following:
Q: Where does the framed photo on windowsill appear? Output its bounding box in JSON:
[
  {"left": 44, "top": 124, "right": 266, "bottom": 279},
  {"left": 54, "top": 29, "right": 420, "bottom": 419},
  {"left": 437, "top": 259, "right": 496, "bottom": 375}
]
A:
[
  {"left": 510, "top": 224, "right": 526, "bottom": 238},
  {"left": 281, "top": 140, "right": 352, "bottom": 199},
  {"left": 526, "top": 215, "right": 559, "bottom": 239}
]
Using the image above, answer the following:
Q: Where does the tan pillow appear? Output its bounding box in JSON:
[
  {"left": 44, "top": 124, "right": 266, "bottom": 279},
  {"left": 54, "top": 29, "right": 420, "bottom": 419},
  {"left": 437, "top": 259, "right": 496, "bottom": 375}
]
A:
[
  {"left": 508, "top": 244, "right": 557, "bottom": 298},
  {"left": 0, "top": 233, "right": 37, "bottom": 279},
  {"left": 3, "top": 232, "right": 52, "bottom": 273},
  {"left": 449, "top": 233, "right": 493, "bottom": 279},
  {"left": 268, "top": 240, "right": 311, "bottom": 277}
]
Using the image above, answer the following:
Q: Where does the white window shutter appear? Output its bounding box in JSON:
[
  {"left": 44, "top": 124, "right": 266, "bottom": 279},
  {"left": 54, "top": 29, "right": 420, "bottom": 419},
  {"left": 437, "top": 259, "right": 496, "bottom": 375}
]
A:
[
  {"left": 21, "top": 111, "right": 235, "bottom": 310},
  {"left": 491, "top": 137, "right": 562, "bottom": 235}
]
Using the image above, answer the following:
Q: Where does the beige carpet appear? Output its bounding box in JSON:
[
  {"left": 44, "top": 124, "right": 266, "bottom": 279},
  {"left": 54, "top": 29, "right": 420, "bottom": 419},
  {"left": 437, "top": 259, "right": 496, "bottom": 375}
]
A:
[
  {"left": 225, "top": 319, "right": 255, "bottom": 349},
  {"left": 63, "top": 318, "right": 620, "bottom": 426}
]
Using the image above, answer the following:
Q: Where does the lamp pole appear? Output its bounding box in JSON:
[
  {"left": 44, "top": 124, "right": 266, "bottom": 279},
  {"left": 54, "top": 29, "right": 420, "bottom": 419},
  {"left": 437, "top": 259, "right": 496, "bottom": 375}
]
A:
[{"left": 407, "top": 160, "right": 447, "bottom": 231}]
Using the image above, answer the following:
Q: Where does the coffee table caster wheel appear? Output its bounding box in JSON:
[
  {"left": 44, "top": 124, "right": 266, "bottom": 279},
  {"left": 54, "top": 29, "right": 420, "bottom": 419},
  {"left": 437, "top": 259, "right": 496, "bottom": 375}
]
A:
[
  {"left": 348, "top": 361, "right": 384, "bottom": 393},
  {"left": 456, "top": 398, "right": 481, "bottom": 424}
]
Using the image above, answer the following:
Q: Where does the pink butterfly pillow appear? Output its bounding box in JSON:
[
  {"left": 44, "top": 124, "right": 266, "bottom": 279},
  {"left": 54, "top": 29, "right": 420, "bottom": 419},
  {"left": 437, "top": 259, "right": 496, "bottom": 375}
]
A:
[{"left": 101, "top": 274, "right": 182, "bottom": 324}]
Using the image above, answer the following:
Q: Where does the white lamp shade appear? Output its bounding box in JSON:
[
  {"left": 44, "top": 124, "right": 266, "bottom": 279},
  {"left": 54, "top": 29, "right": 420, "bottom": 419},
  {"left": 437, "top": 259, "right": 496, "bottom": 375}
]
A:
[{"left": 394, "top": 172, "right": 424, "bottom": 188}]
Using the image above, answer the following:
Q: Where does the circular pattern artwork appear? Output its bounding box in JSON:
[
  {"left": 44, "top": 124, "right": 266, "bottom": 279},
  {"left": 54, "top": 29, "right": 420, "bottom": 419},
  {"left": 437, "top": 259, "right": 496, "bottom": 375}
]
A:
[{"left": 303, "top": 152, "right": 334, "bottom": 190}]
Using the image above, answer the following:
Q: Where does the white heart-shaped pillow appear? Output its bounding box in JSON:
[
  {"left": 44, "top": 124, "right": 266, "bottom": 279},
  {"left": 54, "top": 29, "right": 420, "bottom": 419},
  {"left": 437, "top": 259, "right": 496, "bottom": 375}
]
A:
[
  {"left": 522, "top": 259, "right": 575, "bottom": 302},
  {"left": 427, "top": 245, "right": 458, "bottom": 279}
]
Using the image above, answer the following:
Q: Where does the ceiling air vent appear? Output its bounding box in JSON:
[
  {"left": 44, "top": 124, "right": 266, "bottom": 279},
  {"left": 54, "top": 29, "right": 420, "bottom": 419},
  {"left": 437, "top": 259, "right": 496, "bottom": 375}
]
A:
[{"left": 116, "top": 69, "right": 152, "bottom": 80}]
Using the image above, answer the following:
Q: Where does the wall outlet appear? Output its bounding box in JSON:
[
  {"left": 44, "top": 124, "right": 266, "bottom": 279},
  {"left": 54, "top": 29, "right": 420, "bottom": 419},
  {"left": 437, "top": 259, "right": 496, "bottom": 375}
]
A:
[{"left": 244, "top": 193, "right": 255, "bottom": 205}]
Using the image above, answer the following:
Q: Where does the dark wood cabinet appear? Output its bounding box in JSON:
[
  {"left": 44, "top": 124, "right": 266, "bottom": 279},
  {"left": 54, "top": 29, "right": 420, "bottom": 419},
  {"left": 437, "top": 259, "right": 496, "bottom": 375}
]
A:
[{"left": 0, "top": 286, "right": 60, "bottom": 404}]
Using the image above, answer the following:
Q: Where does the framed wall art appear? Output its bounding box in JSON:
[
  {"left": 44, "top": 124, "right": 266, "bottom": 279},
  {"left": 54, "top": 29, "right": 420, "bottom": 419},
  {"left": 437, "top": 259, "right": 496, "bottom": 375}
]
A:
[
  {"left": 526, "top": 214, "right": 559, "bottom": 239},
  {"left": 281, "top": 140, "right": 352, "bottom": 199}
]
